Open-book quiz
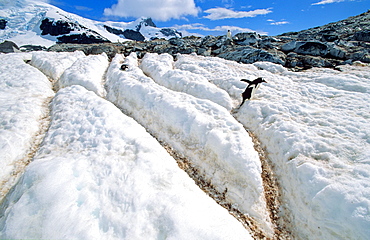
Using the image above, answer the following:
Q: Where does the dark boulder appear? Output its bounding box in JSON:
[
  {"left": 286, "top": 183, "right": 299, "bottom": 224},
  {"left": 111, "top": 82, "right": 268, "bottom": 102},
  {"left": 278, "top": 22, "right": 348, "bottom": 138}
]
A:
[
  {"left": 233, "top": 32, "right": 260, "bottom": 46},
  {"left": 0, "top": 41, "right": 20, "bottom": 53},
  {"left": 294, "top": 41, "right": 328, "bottom": 56},
  {"left": 354, "top": 30, "right": 370, "bottom": 42},
  {"left": 0, "top": 19, "right": 7, "bottom": 30}
]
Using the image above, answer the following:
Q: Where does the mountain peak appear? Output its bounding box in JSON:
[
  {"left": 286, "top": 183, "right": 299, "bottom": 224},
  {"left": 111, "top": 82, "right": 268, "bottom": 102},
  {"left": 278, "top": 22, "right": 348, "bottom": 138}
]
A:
[{"left": 0, "top": 1, "right": 182, "bottom": 46}]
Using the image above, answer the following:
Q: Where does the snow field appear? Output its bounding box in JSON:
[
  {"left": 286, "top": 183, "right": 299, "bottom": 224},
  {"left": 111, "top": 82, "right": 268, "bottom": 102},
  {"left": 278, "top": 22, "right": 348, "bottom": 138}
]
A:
[
  {"left": 0, "top": 85, "right": 253, "bottom": 240},
  {"left": 58, "top": 53, "right": 109, "bottom": 97},
  {"left": 30, "top": 51, "right": 86, "bottom": 81},
  {"left": 0, "top": 53, "right": 54, "bottom": 199},
  {"left": 106, "top": 54, "right": 274, "bottom": 235},
  {"left": 178, "top": 55, "right": 370, "bottom": 239},
  {"left": 140, "top": 53, "right": 234, "bottom": 110}
]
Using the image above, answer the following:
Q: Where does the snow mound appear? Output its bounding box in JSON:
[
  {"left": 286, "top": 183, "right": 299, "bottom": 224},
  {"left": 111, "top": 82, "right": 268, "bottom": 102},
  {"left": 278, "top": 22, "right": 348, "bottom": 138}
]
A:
[
  {"left": 175, "top": 53, "right": 260, "bottom": 101},
  {"left": 0, "top": 85, "right": 252, "bottom": 240},
  {"left": 58, "top": 53, "right": 109, "bottom": 97},
  {"left": 30, "top": 51, "right": 86, "bottom": 81},
  {"left": 0, "top": 53, "right": 54, "bottom": 199},
  {"left": 106, "top": 53, "right": 273, "bottom": 235},
  {"left": 140, "top": 53, "right": 233, "bottom": 110}
]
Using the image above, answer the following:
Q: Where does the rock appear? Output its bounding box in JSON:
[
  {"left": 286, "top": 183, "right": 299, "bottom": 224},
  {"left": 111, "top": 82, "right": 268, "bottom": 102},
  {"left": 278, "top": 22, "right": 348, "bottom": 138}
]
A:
[
  {"left": 0, "top": 19, "right": 7, "bottom": 30},
  {"left": 233, "top": 32, "right": 261, "bottom": 46},
  {"left": 40, "top": 18, "right": 110, "bottom": 44},
  {"left": 354, "top": 30, "right": 370, "bottom": 42},
  {"left": 122, "top": 29, "right": 145, "bottom": 41},
  {"left": 57, "top": 33, "right": 110, "bottom": 44},
  {"left": 280, "top": 41, "right": 297, "bottom": 52},
  {"left": 219, "top": 47, "right": 285, "bottom": 65},
  {"left": 104, "top": 25, "right": 125, "bottom": 36},
  {"left": 20, "top": 45, "right": 47, "bottom": 52},
  {"left": 159, "top": 28, "right": 182, "bottom": 38},
  {"left": 294, "top": 41, "right": 328, "bottom": 56},
  {"left": 0, "top": 41, "right": 20, "bottom": 53}
]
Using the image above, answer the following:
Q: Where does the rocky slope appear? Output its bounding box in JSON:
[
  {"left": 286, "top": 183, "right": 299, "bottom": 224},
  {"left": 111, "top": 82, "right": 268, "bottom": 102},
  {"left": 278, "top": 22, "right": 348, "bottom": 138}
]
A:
[
  {"left": 42, "top": 9, "right": 370, "bottom": 69},
  {"left": 1, "top": 0, "right": 369, "bottom": 69}
]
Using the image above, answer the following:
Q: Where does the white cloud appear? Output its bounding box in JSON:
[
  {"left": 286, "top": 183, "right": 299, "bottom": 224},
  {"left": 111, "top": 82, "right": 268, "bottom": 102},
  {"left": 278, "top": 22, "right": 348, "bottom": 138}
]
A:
[
  {"left": 174, "top": 23, "right": 268, "bottom": 35},
  {"left": 104, "top": 0, "right": 200, "bottom": 21},
  {"left": 269, "top": 21, "right": 289, "bottom": 25},
  {"left": 204, "top": 7, "right": 272, "bottom": 20},
  {"left": 312, "top": 0, "right": 345, "bottom": 5}
]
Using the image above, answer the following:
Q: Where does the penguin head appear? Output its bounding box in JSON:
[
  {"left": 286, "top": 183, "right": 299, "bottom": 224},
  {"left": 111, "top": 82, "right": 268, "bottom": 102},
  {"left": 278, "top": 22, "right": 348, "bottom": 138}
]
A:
[{"left": 256, "top": 77, "right": 267, "bottom": 83}]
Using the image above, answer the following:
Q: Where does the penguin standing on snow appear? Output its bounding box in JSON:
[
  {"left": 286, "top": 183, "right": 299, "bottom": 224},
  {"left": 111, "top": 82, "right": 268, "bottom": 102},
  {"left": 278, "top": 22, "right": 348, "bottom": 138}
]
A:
[{"left": 239, "top": 77, "right": 267, "bottom": 107}]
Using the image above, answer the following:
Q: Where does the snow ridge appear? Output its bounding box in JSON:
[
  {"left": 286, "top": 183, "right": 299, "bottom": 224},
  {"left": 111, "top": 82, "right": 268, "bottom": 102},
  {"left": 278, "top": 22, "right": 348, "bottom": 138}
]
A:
[
  {"left": 1, "top": 51, "right": 369, "bottom": 239},
  {"left": 105, "top": 53, "right": 274, "bottom": 236}
]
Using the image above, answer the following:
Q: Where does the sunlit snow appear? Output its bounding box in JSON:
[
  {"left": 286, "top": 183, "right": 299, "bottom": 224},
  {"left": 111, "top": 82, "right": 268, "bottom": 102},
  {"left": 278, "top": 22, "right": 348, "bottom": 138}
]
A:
[{"left": 0, "top": 51, "right": 369, "bottom": 239}]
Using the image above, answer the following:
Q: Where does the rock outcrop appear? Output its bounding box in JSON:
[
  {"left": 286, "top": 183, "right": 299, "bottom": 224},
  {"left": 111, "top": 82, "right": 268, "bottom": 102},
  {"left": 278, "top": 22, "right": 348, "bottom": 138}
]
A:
[
  {"left": 0, "top": 40, "right": 19, "bottom": 53},
  {"left": 3, "top": 10, "right": 370, "bottom": 69}
]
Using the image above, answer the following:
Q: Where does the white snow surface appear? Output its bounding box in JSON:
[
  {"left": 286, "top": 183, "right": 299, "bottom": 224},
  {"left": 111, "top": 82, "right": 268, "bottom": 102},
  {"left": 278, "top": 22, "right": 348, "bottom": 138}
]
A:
[
  {"left": 106, "top": 53, "right": 272, "bottom": 235},
  {"left": 30, "top": 51, "right": 86, "bottom": 81},
  {"left": 0, "top": 53, "right": 54, "bottom": 198},
  {"left": 140, "top": 53, "right": 234, "bottom": 110},
  {"left": 58, "top": 53, "right": 109, "bottom": 97},
  {"left": 0, "top": 85, "right": 252, "bottom": 240},
  {"left": 177, "top": 54, "right": 370, "bottom": 239},
  {"left": 1, "top": 51, "right": 370, "bottom": 239}
]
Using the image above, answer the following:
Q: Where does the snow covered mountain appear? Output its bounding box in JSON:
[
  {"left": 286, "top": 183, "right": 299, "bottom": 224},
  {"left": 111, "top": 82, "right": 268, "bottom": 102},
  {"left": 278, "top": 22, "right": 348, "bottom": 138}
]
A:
[{"left": 0, "top": 0, "right": 182, "bottom": 47}]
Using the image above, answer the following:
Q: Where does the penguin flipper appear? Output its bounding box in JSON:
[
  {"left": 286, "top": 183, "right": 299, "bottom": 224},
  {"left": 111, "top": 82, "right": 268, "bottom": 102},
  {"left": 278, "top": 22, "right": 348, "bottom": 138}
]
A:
[{"left": 240, "top": 79, "right": 252, "bottom": 83}]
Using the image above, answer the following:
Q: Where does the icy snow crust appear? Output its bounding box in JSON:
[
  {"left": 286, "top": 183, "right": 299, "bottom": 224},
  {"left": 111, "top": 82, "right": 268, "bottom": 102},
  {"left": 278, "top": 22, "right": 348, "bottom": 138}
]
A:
[
  {"left": 58, "top": 53, "right": 109, "bottom": 97},
  {"left": 0, "top": 53, "right": 54, "bottom": 198},
  {"left": 176, "top": 54, "right": 370, "bottom": 239},
  {"left": 140, "top": 53, "right": 234, "bottom": 110},
  {"left": 0, "top": 85, "right": 252, "bottom": 239},
  {"left": 106, "top": 53, "right": 272, "bottom": 234},
  {"left": 1, "top": 51, "right": 369, "bottom": 239}
]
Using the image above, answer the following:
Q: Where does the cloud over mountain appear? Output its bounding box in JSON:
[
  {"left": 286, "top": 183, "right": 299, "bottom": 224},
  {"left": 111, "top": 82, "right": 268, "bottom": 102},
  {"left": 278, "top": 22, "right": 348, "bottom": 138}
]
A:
[{"left": 104, "top": 0, "right": 200, "bottom": 21}]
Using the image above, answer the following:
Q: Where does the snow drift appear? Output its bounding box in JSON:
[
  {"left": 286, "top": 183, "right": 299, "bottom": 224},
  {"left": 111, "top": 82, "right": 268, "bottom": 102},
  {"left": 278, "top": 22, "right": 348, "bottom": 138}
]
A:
[
  {"left": 176, "top": 54, "right": 370, "bottom": 240},
  {"left": 58, "top": 53, "right": 109, "bottom": 97},
  {"left": 140, "top": 53, "right": 234, "bottom": 110},
  {"left": 0, "top": 53, "right": 54, "bottom": 199},
  {"left": 1, "top": 50, "right": 369, "bottom": 239},
  {"left": 106, "top": 53, "right": 273, "bottom": 235},
  {"left": 0, "top": 85, "right": 252, "bottom": 240}
]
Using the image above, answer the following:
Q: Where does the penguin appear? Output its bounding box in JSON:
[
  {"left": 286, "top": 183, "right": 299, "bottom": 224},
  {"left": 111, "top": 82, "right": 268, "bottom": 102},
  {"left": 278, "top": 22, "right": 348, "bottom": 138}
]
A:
[{"left": 240, "top": 77, "right": 267, "bottom": 107}]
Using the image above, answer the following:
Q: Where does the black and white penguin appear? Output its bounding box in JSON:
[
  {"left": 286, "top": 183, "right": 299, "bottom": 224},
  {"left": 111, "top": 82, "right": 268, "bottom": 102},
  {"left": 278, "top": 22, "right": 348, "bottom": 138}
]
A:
[{"left": 239, "top": 77, "right": 267, "bottom": 107}]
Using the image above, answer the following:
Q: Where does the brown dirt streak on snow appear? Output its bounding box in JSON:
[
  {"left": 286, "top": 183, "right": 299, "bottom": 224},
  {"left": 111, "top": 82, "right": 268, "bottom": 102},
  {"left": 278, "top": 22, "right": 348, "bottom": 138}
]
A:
[
  {"left": 0, "top": 95, "right": 53, "bottom": 202},
  {"left": 244, "top": 127, "right": 293, "bottom": 240},
  {"left": 159, "top": 140, "right": 269, "bottom": 240}
]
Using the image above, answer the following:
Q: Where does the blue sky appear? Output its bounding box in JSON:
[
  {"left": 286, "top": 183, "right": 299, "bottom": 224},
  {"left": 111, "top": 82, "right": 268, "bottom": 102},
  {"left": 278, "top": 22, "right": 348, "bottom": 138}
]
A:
[{"left": 49, "top": 0, "right": 369, "bottom": 36}]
